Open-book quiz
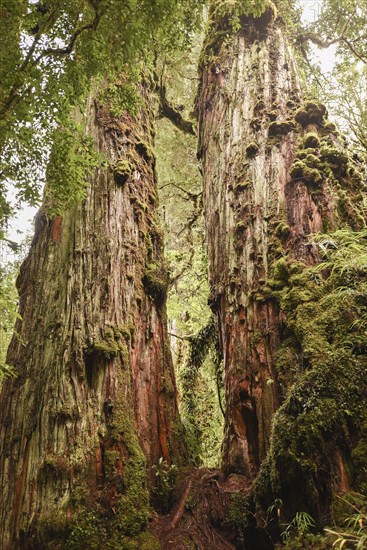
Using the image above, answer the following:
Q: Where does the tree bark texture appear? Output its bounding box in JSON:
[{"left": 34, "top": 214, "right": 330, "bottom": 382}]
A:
[
  {"left": 0, "top": 85, "right": 182, "bottom": 549},
  {"left": 197, "top": 4, "right": 365, "bottom": 486},
  {"left": 198, "top": 9, "right": 300, "bottom": 478}
]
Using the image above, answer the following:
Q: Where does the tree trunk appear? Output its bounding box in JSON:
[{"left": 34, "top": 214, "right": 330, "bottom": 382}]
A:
[
  {"left": 197, "top": 1, "right": 366, "bottom": 505},
  {"left": 197, "top": 5, "right": 301, "bottom": 477},
  {"left": 0, "top": 84, "right": 183, "bottom": 549}
]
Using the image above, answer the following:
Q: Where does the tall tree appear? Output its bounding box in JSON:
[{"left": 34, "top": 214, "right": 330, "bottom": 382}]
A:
[
  {"left": 198, "top": 0, "right": 302, "bottom": 477},
  {"left": 0, "top": 2, "right": 203, "bottom": 547},
  {"left": 2, "top": 0, "right": 367, "bottom": 548},
  {"left": 197, "top": 0, "right": 367, "bottom": 522},
  {"left": 0, "top": 83, "right": 184, "bottom": 549}
]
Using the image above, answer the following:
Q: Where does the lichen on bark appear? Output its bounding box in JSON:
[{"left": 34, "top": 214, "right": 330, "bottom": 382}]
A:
[
  {"left": 0, "top": 82, "right": 184, "bottom": 549},
  {"left": 197, "top": 0, "right": 367, "bottom": 528}
]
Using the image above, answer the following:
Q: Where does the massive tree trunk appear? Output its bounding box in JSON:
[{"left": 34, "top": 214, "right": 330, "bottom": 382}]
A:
[
  {"left": 1, "top": 3, "right": 367, "bottom": 548},
  {"left": 0, "top": 84, "right": 183, "bottom": 549},
  {"left": 197, "top": 0, "right": 367, "bottom": 518},
  {"left": 198, "top": 3, "right": 303, "bottom": 477}
]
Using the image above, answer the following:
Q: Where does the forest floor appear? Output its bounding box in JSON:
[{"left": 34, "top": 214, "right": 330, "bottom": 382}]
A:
[{"left": 149, "top": 468, "right": 275, "bottom": 550}]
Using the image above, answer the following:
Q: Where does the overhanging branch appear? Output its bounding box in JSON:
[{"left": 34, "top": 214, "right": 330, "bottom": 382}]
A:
[
  {"left": 297, "top": 31, "right": 367, "bottom": 65},
  {"left": 154, "top": 77, "right": 196, "bottom": 136},
  {"left": 1, "top": 2, "right": 106, "bottom": 119},
  {"left": 158, "top": 92, "right": 196, "bottom": 135}
]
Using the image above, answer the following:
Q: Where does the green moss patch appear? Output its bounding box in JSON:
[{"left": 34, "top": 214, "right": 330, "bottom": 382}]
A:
[
  {"left": 224, "top": 493, "right": 251, "bottom": 544},
  {"left": 320, "top": 145, "right": 349, "bottom": 168},
  {"left": 120, "top": 532, "right": 161, "bottom": 550},
  {"left": 86, "top": 326, "right": 130, "bottom": 362},
  {"left": 104, "top": 450, "right": 121, "bottom": 480},
  {"left": 143, "top": 262, "right": 170, "bottom": 306},
  {"left": 66, "top": 512, "right": 107, "bottom": 550},
  {"left": 92, "top": 339, "right": 120, "bottom": 359},
  {"left": 268, "top": 120, "right": 295, "bottom": 137},
  {"left": 290, "top": 160, "right": 323, "bottom": 185},
  {"left": 302, "top": 132, "right": 320, "bottom": 149},
  {"left": 322, "top": 121, "right": 338, "bottom": 134},
  {"left": 114, "top": 160, "right": 134, "bottom": 185},
  {"left": 200, "top": 0, "right": 276, "bottom": 68},
  {"left": 351, "top": 422, "right": 367, "bottom": 494},
  {"left": 135, "top": 139, "right": 154, "bottom": 162},
  {"left": 275, "top": 221, "right": 290, "bottom": 241},
  {"left": 289, "top": 121, "right": 366, "bottom": 232},
  {"left": 254, "top": 230, "right": 367, "bottom": 522},
  {"left": 295, "top": 101, "right": 327, "bottom": 127}
]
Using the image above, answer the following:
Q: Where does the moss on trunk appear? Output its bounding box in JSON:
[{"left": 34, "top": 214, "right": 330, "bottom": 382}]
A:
[
  {"left": 0, "top": 83, "right": 185, "bottom": 549},
  {"left": 197, "top": 0, "right": 367, "bottom": 530}
]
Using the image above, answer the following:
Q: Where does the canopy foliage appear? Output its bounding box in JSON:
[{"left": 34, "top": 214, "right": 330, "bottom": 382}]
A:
[{"left": 0, "top": 0, "right": 204, "bottom": 225}]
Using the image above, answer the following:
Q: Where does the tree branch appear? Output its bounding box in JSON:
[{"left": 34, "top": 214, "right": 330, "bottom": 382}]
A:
[
  {"left": 340, "top": 37, "right": 367, "bottom": 65},
  {"left": 158, "top": 90, "right": 196, "bottom": 135},
  {"left": 159, "top": 181, "right": 202, "bottom": 200},
  {"left": 168, "top": 332, "right": 193, "bottom": 341},
  {"left": 0, "top": 3, "right": 105, "bottom": 119},
  {"left": 297, "top": 30, "right": 367, "bottom": 65},
  {"left": 297, "top": 32, "right": 340, "bottom": 49},
  {"left": 153, "top": 72, "right": 196, "bottom": 136},
  {"left": 171, "top": 479, "right": 193, "bottom": 529},
  {"left": 33, "top": 8, "right": 103, "bottom": 63}
]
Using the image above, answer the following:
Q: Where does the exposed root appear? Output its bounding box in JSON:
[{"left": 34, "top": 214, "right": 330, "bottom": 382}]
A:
[
  {"left": 171, "top": 479, "right": 193, "bottom": 529},
  {"left": 150, "top": 468, "right": 274, "bottom": 549}
]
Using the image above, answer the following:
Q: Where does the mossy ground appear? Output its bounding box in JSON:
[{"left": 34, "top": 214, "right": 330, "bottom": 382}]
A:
[{"left": 65, "top": 512, "right": 161, "bottom": 550}]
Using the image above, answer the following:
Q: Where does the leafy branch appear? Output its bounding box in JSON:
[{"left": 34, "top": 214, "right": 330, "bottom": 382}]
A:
[{"left": 1, "top": 1, "right": 108, "bottom": 121}]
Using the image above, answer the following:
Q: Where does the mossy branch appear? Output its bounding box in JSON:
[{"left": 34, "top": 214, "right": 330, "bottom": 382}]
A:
[{"left": 155, "top": 80, "right": 196, "bottom": 136}]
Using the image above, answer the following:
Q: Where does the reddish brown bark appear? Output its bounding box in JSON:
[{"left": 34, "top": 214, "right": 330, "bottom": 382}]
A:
[
  {"left": 0, "top": 87, "right": 183, "bottom": 548},
  {"left": 197, "top": 8, "right": 347, "bottom": 478}
]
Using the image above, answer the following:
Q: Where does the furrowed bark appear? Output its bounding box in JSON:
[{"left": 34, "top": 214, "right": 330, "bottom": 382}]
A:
[
  {"left": 197, "top": 1, "right": 366, "bottom": 504},
  {"left": 0, "top": 84, "right": 183, "bottom": 549},
  {"left": 197, "top": 7, "right": 301, "bottom": 478}
]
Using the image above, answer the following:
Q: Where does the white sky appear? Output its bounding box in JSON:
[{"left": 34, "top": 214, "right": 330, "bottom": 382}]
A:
[
  {"left": 7, "top": 205, "right": 37, "bottom": 244},
  {"left": 299, "top": 0, "right": 337, "bottom": 73}
]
